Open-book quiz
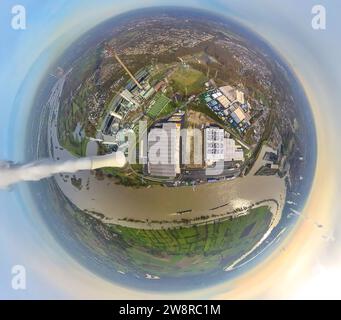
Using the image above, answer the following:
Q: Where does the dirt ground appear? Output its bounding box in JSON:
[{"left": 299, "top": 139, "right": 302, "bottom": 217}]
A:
[{"left": 186, "top": 109, "right": 214, "bottom": 127}]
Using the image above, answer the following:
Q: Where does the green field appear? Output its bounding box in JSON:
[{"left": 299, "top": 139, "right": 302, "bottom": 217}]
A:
[
  {"left": 62, "top": 136, "right": 89, "bottom": 158},
  {"left": 157, "top": 101, "right": 180, "bottom": 119},
  {"left": 170, "top": 66, "right": 207, "bottom": 95},
  {"left": 58, "top": 81, "right": 93, "bottom": 157},
  {"left": 147, "top": 93, "right": 171, "bottom": 118},
  {"left": 108, "top": 206, "right": 272, "bottom": 277}
]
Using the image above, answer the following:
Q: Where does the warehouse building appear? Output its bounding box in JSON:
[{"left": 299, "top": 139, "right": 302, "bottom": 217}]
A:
[
  {"left": 224, "top": 138, "right": 244, "bottom": 161},
  {"left": 231, "top": 107, "right": 246, "bottom": 124},
  {"left": 204, "top": 127, "right": 225, "bottom": 164},
  {"left": 148, "top": 122, "right": 181, "bottom": 177}
]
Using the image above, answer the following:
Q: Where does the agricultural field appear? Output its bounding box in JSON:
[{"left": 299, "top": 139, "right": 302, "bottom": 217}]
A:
[{"left": 108, "top": 206, "right": 272, "bottom": 277}]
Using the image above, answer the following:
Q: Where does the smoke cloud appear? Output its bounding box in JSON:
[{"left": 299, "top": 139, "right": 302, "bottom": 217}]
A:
[{"left": 0, "top": 152, "right": 126, "bottom": 189}]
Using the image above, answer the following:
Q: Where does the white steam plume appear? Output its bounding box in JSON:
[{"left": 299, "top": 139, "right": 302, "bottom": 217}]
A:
[{"left": 0, "top": 152, "right": 127, "bottom": 189}]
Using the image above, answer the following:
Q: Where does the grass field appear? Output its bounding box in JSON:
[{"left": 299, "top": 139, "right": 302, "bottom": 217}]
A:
[
  {"left": 170, "top": 66, "right": 207, "bottom": 95},
  {"left": 62, "top": 136, "right": 89, "bottom": 158},
  {"left": 108, "top": 206, "right": 272, "bottom": 277},
  {"left": 157, "top": 101, "right": 180, "bottom": 119},
  {"left": 147, "top": 93, "right": 171, "bottom": 118},
  {"left": 58, "top": 83, "right": 92, "bottom": 157}
]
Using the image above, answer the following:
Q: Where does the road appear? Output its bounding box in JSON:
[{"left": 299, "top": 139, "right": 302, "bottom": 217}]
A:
[{"left": 181, "top": 162, "right": 240, "bottom": 182}]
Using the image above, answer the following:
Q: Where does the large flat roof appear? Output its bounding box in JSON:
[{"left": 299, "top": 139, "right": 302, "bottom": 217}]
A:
[
  {"left": 148, "top": 122, "right": 180, "bottom": 177},
  {"left": 231, "top": 107, "right": 246, "bottom": 124}
]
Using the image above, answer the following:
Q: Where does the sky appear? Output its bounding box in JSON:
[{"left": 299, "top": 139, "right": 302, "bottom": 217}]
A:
[{"left": 1, "top": 0, "right": 341, "bottom": 299}]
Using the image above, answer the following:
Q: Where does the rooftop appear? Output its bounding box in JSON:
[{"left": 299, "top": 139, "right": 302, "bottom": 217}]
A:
[{"left": 231, "top": 107, "right": 246, "bottom": 124}]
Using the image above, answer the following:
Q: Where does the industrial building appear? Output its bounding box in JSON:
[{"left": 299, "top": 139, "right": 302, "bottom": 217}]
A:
[
  {"left": 181, "top": 127, "right": 203, "bottom": 166},
  {"left": 120, "top": 89, "right": 140, "bottom": 108},
  {"left": 181, "top": 128, "right": 192, "bottom": 166},
  {"left": 148, "top": 122, "right": 181, "bottom": 177},
  {"left": 217, "top": 95, "right": 230, "bottom": 109},
  {"left": 168, "top": 111, "right": 185, "bottom": 123},
  {"left": 224, "top": 138, "right": 244, "bottom": 161},
  {"left": 231, "top": 107, "right": 246, "bottom": 124},
  {"left": 201, "top": 84, "right": 250, "bottom": 136},
  {"left": 99, "top": 48, "right": 161, "bottom": 150},
  {"left": 204, "top": 127, "right": 244, "bottom": 164},
  {"left": 219, "top": 85, "right": 235, "bottom": 102},
  {"left": 236, "top": 90, "right": 245, "bottom": 104},
  {"left": 204, "top": 127, "right": 225, "bottom": 164},
  {"left": 219, "top": 85, "right": 245, "bottom": 104}
]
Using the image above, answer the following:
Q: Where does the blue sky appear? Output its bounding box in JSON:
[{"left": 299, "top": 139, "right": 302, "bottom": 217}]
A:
[{"left": 1, "top": 0, "right": 341, "bottom": 299}]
